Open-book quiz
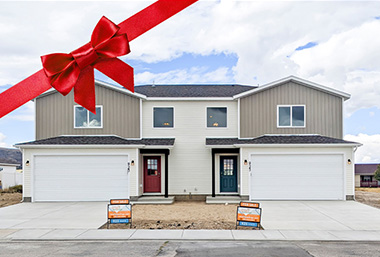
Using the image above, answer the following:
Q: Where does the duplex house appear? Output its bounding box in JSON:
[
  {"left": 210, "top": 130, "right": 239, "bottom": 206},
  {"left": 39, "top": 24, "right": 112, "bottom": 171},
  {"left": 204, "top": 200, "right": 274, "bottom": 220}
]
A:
[{"left": 16, "top": 76, "right": 360, "bottom": 202}]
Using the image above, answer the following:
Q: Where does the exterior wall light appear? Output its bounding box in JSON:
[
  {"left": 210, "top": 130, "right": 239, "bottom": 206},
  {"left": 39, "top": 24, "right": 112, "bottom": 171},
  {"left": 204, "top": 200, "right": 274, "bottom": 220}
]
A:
[
  {"left": 131, "top": 160, "right": 135, "bottom": 166},
  {"left": 25, "top": 160, "right": 30, "bottom": 166},
  {"left": 244, "top": 160, "right": 248, "bottom": 165},
  {"left": 347, "top": 159, "right": 351, "bottom": 165}
]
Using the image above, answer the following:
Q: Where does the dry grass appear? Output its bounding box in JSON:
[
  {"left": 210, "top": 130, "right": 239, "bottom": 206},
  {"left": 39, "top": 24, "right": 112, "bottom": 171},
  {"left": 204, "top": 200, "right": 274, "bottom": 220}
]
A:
[
  {"left": 356, "top": 188, "right": 380, "bottom": 193},
  {"left": 0, "top": 192, "right": 22, "bottom": 208}
]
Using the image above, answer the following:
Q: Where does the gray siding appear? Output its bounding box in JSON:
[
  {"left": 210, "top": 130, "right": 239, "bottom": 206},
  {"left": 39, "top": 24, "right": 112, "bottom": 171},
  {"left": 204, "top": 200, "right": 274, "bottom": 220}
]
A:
[
  {"left": 240, "top": 81, "right": 343, "bottom": 139},
  {"left": 36, "top": 84, "right": 140, "bottom": 140}
]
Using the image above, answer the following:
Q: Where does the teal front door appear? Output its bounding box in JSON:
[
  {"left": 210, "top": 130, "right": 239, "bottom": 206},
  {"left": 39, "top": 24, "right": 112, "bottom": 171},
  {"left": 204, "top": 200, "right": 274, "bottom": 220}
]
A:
[{"left": 220, "top": 156, "right": 238, "bottom": 192}]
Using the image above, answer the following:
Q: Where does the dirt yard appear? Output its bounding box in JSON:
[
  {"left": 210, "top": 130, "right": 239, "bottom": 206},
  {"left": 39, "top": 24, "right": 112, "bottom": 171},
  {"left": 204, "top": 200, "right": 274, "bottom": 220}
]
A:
[
  {"left": 355, "top": 188, "right": 380, "bottom": 209},
  {"left": 0, "top": 192, "right": 22, "bottom": 208},
  {"left": 103, "top": 201, "right": 247, "bottom": 230}
]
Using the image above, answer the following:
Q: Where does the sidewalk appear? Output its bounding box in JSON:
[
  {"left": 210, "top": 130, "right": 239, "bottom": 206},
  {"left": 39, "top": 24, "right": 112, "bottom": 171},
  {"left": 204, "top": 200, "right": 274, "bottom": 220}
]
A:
[{"left": 2, "top": 228, "right": 380, "bottom": 241}]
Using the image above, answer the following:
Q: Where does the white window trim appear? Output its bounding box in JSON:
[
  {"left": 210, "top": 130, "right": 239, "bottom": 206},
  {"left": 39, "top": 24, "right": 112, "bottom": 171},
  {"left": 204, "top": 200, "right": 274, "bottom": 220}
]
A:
[
  {"left": 277, "top": 105, "right": 306, "bottom": 128},
  {"left": 74, "top": 105, "right": 103, "bottom": 129},
  {"left": 206, "top": 106, "right": 228, "bottom": 129},
  {"left": 152, "top": 106, "right": 175, "bottom": 129}
]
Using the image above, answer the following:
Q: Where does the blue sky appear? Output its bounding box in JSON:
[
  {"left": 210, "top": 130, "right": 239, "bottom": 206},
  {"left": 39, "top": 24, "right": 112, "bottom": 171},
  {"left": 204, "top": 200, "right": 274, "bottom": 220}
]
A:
[{"left": 1, "top": 1, "right": 380, "bottom": 163}]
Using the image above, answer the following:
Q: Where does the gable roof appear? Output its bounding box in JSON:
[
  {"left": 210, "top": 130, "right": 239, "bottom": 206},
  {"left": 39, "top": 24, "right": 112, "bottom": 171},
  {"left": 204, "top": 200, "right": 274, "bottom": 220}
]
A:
[
  {"left": 233, "top": 76, "right": 351, "bottom": 100},
  {"left": 355, "top": 164, "right": 379, "bottom": 175},
  {"left": 16, "top": 136, "right": 175, "bottom": 148},
  {"left": 206, "top": 135, "right": 360, "bottom": 146},
  {"left": 134, "top": 84, "right": 255, "bottom": 98},
  {"left": 35, "top": 80, "right": 147, "bottom": 100}
]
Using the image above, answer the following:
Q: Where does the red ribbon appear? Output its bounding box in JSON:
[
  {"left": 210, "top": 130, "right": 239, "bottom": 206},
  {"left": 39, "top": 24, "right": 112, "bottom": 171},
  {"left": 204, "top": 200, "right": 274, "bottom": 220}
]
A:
[
  {"left": 41, "top": 16, "right": 133, "bottom": 113},
  {"left": 0, "top": 0, "right": 198, "bottom": 118}
]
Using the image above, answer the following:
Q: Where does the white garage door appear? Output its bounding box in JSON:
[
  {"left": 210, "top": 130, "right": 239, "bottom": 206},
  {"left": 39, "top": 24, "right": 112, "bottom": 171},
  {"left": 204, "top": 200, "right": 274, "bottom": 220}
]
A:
[
  {"left": 34, "top": 155, "right": 129, "bottom": 201},
  {"left": 250, "top": 154, "right": 344, "bottom": 200}
]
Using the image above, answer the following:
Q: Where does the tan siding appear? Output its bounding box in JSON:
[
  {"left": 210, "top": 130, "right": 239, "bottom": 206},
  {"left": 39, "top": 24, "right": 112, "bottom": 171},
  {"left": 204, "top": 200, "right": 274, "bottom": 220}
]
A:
[
  {"left": 36, "top": 85, "right": 140, "bottom": 139},
  {"left": 240, "top": 82, "right": 343, "bottom": 138}
]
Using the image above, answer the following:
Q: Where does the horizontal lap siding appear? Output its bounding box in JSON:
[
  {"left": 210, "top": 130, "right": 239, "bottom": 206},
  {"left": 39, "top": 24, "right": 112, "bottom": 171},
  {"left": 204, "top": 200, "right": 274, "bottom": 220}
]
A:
[
  {"left": 36, "top": 85, "right": 140, "bottom": 139},
  {"left": 240, "top": 82, "right": 343, "bottom": 139},
  {"left": 142, "top": 101, "right": 238, "bottom": 195}
]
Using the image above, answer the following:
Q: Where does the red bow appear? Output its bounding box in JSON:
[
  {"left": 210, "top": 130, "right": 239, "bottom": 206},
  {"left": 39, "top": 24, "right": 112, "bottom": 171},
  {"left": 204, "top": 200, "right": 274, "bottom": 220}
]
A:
[{"left": 41, "top": 16, "right": 134, "bottom": 113}]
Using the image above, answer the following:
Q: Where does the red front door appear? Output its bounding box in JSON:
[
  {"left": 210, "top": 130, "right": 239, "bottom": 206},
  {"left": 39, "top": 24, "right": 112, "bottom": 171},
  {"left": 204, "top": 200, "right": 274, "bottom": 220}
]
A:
[{"left": 143, "top": 156, "right": 161, "bottom": 193}]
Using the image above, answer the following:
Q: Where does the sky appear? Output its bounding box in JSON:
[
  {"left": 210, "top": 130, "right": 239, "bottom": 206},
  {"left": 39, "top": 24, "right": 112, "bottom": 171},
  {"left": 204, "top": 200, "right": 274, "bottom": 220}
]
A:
[{"left": 0, "top": 0, "right": 380, "bottom": 163}]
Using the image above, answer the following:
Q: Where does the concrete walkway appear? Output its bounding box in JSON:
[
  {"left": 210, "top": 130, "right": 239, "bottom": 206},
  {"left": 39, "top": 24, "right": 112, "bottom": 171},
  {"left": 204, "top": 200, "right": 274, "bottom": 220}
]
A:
[{"left": 1, "top": 201, "right": 380, "bottom": 241}]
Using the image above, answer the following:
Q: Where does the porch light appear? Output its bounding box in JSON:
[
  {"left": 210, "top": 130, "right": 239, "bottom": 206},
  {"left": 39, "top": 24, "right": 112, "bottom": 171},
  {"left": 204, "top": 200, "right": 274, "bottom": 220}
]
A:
[
  {"left": 25, "top": 160, "right": 30, "bottom": 166},
  {"left": 347, "top": 159, "right": 351, "bottom": 165},
  {"left": 244, "top": 160, "right": 248, "bottom": 165},
  {"left": 131, "top": 160, "right": 135, "bottom": 166}
]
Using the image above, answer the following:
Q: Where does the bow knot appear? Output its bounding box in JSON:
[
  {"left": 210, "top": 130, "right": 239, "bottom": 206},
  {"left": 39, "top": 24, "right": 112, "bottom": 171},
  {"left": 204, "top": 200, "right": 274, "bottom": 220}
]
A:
[{"left": 41, "top": 16, "right": 134, "bottom": 113}]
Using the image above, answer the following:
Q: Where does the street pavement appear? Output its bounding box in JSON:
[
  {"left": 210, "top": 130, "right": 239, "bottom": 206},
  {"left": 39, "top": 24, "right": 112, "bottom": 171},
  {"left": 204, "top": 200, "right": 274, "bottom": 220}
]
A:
[{"left": 1, "top": 240, "right": 380, "bottom": 257}]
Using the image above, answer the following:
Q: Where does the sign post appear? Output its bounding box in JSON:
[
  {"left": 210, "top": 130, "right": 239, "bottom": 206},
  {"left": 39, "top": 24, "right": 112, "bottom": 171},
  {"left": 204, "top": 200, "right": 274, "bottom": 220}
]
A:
[
  {"left": 107, "top": 199, "right": 132, "bottom": 229},
  {"left": 236, "top": 201, "right": 262, "bottom": 229}
]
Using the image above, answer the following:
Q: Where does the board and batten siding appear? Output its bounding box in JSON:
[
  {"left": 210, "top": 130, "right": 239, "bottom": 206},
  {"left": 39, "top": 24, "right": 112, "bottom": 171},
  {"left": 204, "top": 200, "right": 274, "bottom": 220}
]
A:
[
  {"left": 142, "top": 100, "right": 238, "bottom": 195},
  {"left": 240, "top": 81, "right": 343, "bottom": 139},
  {"left": 35, "top": 84, "right": 140, "bottom": 140}
]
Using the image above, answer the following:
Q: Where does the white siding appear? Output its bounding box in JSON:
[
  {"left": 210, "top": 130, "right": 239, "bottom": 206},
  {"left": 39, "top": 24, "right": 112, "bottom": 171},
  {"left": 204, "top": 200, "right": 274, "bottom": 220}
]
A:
[
  {"left": 240, "top": 146, "right": 355, "bottom": 198},
  {"left": 22, "top": 148, "right": 138, "bottom": 200},
  {"left": 142, "top": 100, "right": 238, "bottom": 195}
]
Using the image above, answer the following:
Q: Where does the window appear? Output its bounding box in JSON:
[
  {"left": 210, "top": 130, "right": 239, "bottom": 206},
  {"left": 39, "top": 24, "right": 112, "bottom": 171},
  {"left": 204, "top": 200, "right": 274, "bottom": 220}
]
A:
[
  {"left": 153, "top": 107, "right": 173, "bottom": 128},
  {"left": 74, "top": 106, "right": 102, "bottom": 128},
  {"left": 278, "top": 105, "right": 305, "bottom": 127},
  {"left": 207, "top": 107, "right": 227, "bottom": 127}
]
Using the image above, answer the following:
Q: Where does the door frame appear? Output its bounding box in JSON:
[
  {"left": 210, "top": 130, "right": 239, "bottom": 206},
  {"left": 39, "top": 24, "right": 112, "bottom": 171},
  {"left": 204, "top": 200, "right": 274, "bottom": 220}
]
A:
[
  {"left": 215, "top": 153, "right": 240, "bottom": 195},
  {"left": 143, "top": 155, "right": 163, "bottom": 194}
]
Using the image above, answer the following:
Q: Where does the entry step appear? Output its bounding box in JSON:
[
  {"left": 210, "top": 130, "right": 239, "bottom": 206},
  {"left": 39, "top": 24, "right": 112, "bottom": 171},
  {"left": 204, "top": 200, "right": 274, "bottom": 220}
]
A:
[
  {"left": 131, "top": 196, "right": 175, "bottom": 205},
  {"left": 206, "top": 196, "right": 247, "bottom": 204}
]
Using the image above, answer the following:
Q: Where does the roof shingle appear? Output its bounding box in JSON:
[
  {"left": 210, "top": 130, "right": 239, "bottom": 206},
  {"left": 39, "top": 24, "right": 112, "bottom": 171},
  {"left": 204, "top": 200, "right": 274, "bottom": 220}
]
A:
[
  {"left": 206, "top": 135, "right": 359, "bottom": 146},
  {"left": 16, "top": 136, "right": 175, "bottom": 146},
  {"left": 134, "top": 84, "right": 255, "bottom": 97}
]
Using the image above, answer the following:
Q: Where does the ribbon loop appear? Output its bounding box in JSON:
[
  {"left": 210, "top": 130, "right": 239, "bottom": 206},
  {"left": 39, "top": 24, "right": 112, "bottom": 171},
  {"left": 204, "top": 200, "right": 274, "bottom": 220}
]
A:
[
  {"left": 41, "top": 16, "right": 132, "bottom": 113},
  {"left": 71, "top": 42, "right": 98, "bottom": 69}
]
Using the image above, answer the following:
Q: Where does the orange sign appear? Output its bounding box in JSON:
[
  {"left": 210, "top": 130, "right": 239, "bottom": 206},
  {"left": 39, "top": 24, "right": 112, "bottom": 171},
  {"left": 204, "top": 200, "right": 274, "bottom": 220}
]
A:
[
  {"left": 240, "top": 202, "right": 259, "bottom": 208},
  {"left": 110, "top": 199, "right": 129, "bottom": 205},
  {"left": 108, "top": 205, "right": 131, "bottom": 219},
  {"left": 237, "top": 207, "right": 261, "bottom": 222}
]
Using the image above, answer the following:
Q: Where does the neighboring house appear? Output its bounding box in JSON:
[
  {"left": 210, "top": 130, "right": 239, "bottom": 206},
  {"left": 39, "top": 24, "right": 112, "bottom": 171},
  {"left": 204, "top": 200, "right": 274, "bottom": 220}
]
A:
[
  {"left": 16, "top": 76, "right": 360, "bottom": 202},
  {"left": 0, "top": 148, "right": 22, "bottom": 189},
  {"left": 355, "top": 164, "right": 380, "bottom": 188}
]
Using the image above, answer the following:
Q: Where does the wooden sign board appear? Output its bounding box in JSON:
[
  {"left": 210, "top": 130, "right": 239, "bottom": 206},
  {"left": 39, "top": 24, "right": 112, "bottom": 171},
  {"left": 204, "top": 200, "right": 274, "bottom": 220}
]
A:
[
  {"left": 240, "top": 201, "right": 259, "bottom": 208},
  {"left": 237, "top": 207, "right": 261, "bottom": 222},
  {"left": 108, "top": 204, "right": 131, "bottom": 219},
  {"left": 110, "top": 199, "right": 129, "bottom": 205}
]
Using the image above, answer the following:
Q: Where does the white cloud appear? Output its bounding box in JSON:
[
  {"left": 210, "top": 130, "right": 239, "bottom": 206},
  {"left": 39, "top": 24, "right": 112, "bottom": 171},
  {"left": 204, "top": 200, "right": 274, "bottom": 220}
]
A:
[
  {"left": 0, "top": 132, "right": 9, "bottom": 148},
  {"left": 134, "top": 67, "right": 233, "bottom": 85},
  {"left": 344, "top": 134, "right": 380, "bottom": 163}
]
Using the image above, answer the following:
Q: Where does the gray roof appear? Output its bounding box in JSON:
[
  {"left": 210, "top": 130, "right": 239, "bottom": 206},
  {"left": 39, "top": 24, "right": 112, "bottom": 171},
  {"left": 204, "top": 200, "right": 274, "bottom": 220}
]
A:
[
  {"left": 16, "top": 136, "right": 175, "bottom": 146},
  {"left": 206, "top": 135, "right": 359, "bottom": 146},
  {"left": 134, "top": 84, "right": 255, "bottom": 97},
  {"left": 0, "top": 148, "right": 21, "bottom": 167},
  {"left": 355, "top": 164, "right": 379, "bottom": 175}
]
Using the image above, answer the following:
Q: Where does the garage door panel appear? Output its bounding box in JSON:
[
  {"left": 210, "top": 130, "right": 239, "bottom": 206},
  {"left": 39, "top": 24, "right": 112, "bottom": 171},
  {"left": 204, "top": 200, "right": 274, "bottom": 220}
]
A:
[
  {"left": 250, "top": 154, "right": 344, "bottom": 200},
  {"left": 34, "top": 155, "right": 129, "bottom": 201}
]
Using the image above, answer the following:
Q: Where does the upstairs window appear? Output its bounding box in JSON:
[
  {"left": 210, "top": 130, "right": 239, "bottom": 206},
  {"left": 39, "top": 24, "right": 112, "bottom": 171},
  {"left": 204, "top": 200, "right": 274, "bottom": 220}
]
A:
[
  {"left": 207, "top": 107, "right": 227, "bottom": 128},
  {"left": 278, "top": 105, "right": 305, "bottom": 127},
  {"left": 153, "top": 107, "right": 174, "bottom": 128},
  {"left": 74, "top": 106, "right": 102, "bottom": 128}
]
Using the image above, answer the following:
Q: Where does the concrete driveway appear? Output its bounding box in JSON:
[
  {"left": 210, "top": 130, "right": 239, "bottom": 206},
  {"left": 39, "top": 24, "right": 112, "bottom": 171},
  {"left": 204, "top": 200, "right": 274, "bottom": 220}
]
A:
[
  {"left": 0, "top": 202, "right": 107, "bottom": 229},
  {"left": 1, "top": 201, "right": 380, "bottom": 231},
  {"left": 260, "top": 201, "right": 380, "bottom": 231}
]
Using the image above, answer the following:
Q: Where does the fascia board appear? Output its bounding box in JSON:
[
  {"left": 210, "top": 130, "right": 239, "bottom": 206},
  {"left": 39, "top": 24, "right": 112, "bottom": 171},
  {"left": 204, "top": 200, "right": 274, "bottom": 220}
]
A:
[
  {"left": 234, "top": 143, "right": 362, "bottom": 148},
  {"left": 233, "top": 75, "right": 351, "bottom": 100},
  {"left": 144, "top": 97, "right": 235, "bottom": 101},
  {"left": 16, "top": 144, "right": 145, "bottom": 149}
]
